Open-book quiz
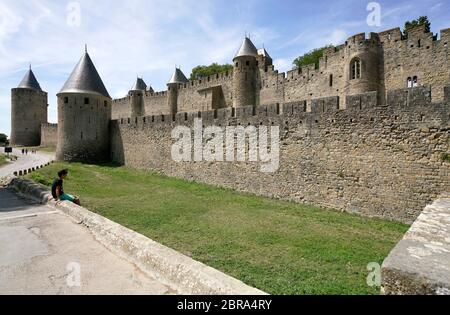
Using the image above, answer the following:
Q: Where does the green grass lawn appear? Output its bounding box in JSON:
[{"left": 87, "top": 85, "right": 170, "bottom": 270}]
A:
[{"left": 27, "top": 162, "right": 409, "bottom": 295}]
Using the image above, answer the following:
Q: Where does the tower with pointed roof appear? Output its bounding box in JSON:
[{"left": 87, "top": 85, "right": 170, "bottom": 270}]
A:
[
  {"left": 10, "top": 66, "right": 48, "bottom": 146},
  {"left": 167, "top": 67, "right": 189, "bottom": 114},
  {"left": 56, "top": 49, "right": 112, "bottom": 162},
  {"left": 129, "top": 77, "right": 147, "bottom": 117},
  {"left": 232, "top": 37, "right": 258, "bottom": 107}
]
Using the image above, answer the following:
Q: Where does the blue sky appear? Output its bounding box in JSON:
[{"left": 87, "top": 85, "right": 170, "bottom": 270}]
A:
[{"left": 0, "top": 0, "right": 449, "bottom": 136}]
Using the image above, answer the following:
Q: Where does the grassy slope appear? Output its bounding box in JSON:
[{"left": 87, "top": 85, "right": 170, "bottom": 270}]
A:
[
  {"left": 28, "top": 162, "right": 409, "bottom": 295},
  {"left": 0, "top": 154, "right": 7, "bottom": 166}
]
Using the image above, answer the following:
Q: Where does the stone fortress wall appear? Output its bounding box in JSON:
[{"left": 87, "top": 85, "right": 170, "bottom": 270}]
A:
[
  {"left": 35, "top": 23, "right": 450, "bottom": 222},
  {"left": 111, "top": 85, "right": 450, "bottom": 224},
  {"left": 111, "top": 25, "right": 450, "bottom": 119}
]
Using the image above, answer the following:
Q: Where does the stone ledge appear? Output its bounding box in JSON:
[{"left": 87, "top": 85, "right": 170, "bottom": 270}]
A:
[
  {"left": 381, "top": 195, "right": 450, "bottom": 295},
  {"left": 8, "top": 177, "right": 266, "bottom": 295}
]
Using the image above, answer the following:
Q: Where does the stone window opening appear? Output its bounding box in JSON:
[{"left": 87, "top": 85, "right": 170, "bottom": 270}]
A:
[
  {"left": 418, "top": 39, "right": 421, "bottom": 48},
  {"left": 64, "top": 97, "right": 69, "bottom": 104},
  {"left": 329, "top": 74, "right": 333, "bottom": 87},
  {"left": 413, "top": 76, "right": 418, "bottom": 87},
  {"left": 350, "top": 58, "right": 361, "bottom": 80},
  {"left": 246, "top": 61, "right": 250, "bottom": 66},
  {"left": 84, "top": 97, "right": 90, "bottom": 105},
  {"left": 407, "top": 77, "right": 412, "bottom": 88},
  {"left": 235, "top": 62, "right": 239, "bottom": 68}
]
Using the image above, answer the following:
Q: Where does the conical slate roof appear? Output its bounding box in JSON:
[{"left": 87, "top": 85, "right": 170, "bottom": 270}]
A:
[
  {"left": 130, "top": 77, "right": 147, "bottom": 91},
  {"left": 17, "top": 68, "right": 42, "bottom": 91},
  {"left": 168, "top": 68, "right": 189, "bottom": 84},
  {"left": 234, "top": 37, "right": 258, "bottom": 59},
  {"left": 59, "top": 52, "right": 111, "bottom": 98}
]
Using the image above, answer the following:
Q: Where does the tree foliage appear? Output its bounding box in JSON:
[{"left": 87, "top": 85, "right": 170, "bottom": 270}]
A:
[
  {"left": 0, "top": 133, "right": 7, "bottom": 144},
  {"left": 403, "top": 16, "right": 431, "bottom": 37},
  {"left": 190, "top": 63, "right": 233, "bottom": 80},
  {"left": 293, "top": 45, "right": 333, "bottom": 70}
]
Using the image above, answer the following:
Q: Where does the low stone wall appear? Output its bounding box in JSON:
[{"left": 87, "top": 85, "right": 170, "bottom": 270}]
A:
[
  {"left": 381, "top": 194, "right": 450, "bottom": 295},
  {"left": 7, "top": 177, "right": 266, "bottom": 295}
]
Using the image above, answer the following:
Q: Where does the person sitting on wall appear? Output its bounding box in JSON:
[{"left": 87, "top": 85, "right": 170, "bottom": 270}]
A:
[{"left": 51, "top": 169, "right": 81, "bottom": 205}]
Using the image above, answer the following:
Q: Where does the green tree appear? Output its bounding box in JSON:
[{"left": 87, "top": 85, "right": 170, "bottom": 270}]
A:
[
  {"left": 0, "top": 133, "right": 7, "bottom": 145},
  {"left": 190, "top": 63, "right": 233, "bottom": 80},
  {"left": 292, "top": 45, "right": 333, "bottom": 70},
  {"left": 403, "top": 16, "right": 431, "bottom": 38}
]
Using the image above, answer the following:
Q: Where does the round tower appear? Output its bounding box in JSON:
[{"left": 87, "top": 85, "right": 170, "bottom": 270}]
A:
[
  {"left": 129, "top": 77, "right": 147, "bottom": 117},
  {"left": 343, "top": 32, "right": 384, "bottom": 103},
  {"left": 232, "top": 37, "right": 258, "bottom": 107},
  {"left": 10, "top": 67, "right": 48, "bottom": 147},
  {"left": 56, "top": 49, "right": 112, "bottom": 162},
  {"left": 167, "top": 68, "right": 188, "bottom": 114}
]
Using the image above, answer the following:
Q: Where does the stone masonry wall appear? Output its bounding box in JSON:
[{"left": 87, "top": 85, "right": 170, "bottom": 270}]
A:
[
  {"left": 40, "top": 123, "right": 57, "bottom": 148},
  {"left": 110, "top": 86, "right": 450, "bottom": 223}
]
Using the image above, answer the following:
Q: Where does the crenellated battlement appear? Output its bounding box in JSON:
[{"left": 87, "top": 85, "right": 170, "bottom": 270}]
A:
[{"left": 112, "top": 85, "right": 450, "bottom": 133}]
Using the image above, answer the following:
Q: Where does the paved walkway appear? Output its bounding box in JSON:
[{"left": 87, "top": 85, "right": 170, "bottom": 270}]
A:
[
  {"left": 0, "top": 149, "right": 54, "bottom": 178},
  {"left": 0, "top": 151, "right": 177, "bottom": 294},
  {"left": 0, "top": 188, "right": 177, "bottom": 294}
]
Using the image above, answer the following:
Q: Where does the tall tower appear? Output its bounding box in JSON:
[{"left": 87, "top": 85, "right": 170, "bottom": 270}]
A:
[
  {"left": 129, "top": 77, "right": 147, "bottom": 117},
  {"left": 10, "top": 67, "right": 48, "bottom": 146},
  {"left": 232, "top": 37, "right": 258, "bottom": 107},
  {"left": 167, "top": 68, "right": 188, "bottom": 114},
  {"left": 56, "top": 49, "right": 112, "bottom": 162},
  {"left": 343, "top": 32, "right": 384, "bottom": 103}
]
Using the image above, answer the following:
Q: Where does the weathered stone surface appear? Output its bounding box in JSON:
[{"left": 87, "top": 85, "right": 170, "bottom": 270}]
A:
[{"left": 381, "top": 196, "right": 450, "bottom": 295}]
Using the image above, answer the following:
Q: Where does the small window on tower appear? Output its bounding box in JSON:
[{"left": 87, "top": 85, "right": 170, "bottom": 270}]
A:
[
  {"left": 246, "top": 61, "right": 250, "bottom": 66},
  {"left": 413, "top": 76, "right": 418, "bottom": 87},
  {"left": 64, "top": 97, "right": 69, "bottom": 104},
  {"left": 236, "top": 62, "right": 239, "bottom": 67},
  {"left": 84, "top": 97, "right": 90, "bottom": 104},
  {"left": 104, "top": 100, "right": 107, "bottom": 107}
]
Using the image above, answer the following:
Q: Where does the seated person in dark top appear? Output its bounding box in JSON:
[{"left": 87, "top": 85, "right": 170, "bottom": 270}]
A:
[{"left": 51, "top": 169, "right": 80, "bottom": 205}]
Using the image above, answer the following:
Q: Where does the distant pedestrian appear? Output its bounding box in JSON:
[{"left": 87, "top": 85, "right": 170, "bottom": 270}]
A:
[
  {"left": 21, "top": 149, "right": 24, "bottom": 155},
  {"left": 25, "top": 149, "right": 28, "bottom": 155}
]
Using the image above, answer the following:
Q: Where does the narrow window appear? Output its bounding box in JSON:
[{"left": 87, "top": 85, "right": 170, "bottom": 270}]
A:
[
  {"left": 64, "top": 97, "right": 69, "bottom": 104},
  {"left": 84, "top": 97, "right": 89, "bottom": 104},
  {"left": 350, "top": 58, "right": 361, "bottom": 80},
  {"left": 104, "top": 100, "right": 107, "bottom": 107},
  {"left": 413, "top": 76, "right": 418, "bottom": 87},
  {"left": 329, "top": 74, "right": 333, "bottom": 87},
  {"left": 407, "top": 77, "right": 412, "bottom": 88},
  {"left": 235, "top": 62, "right": 239, "bottom": 68},
  {"left": 80, "top": 131, "right": 83, "bottom": 140},
  {"left": 246, "top": 61, "right": 250, "bottom": 66}
]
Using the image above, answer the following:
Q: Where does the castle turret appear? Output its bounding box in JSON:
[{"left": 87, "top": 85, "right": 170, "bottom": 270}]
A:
[
  {"left": 10, "top": 67, "right": 48, "bottom": 146},
  {"left": 129, "top": 77, "right": 146, "bottom": 117},
  {"left": 232, "top": 37, "right": 258, "bottom": 107},
  {"left": 343, "top": 32, "right": 384, "bottom": 104},
  {"left": 56, "top": 49, "right": 111, "bottom": 162},
  {"left": 167, "top": 68, "right": 188, "bottom": 114}
]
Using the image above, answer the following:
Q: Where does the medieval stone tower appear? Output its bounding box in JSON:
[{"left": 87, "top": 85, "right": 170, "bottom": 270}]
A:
[
  {"left": 10, "top": 67, "right": 48, "bottom": 146},
  {"left": 343, "top": 32, "right": 384, "bottom": 104},
  {"left": 56, "top": 49, "right": 112, "bottom": 162},
  {"left": 167, "top": 68, "right": 189, "bottom": 114},
  {"left": 129, "top": 77, "right": 147, "bottom": 117},
  {"left": 232, "top": 37, "right": 258, "bottom": 107}
]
